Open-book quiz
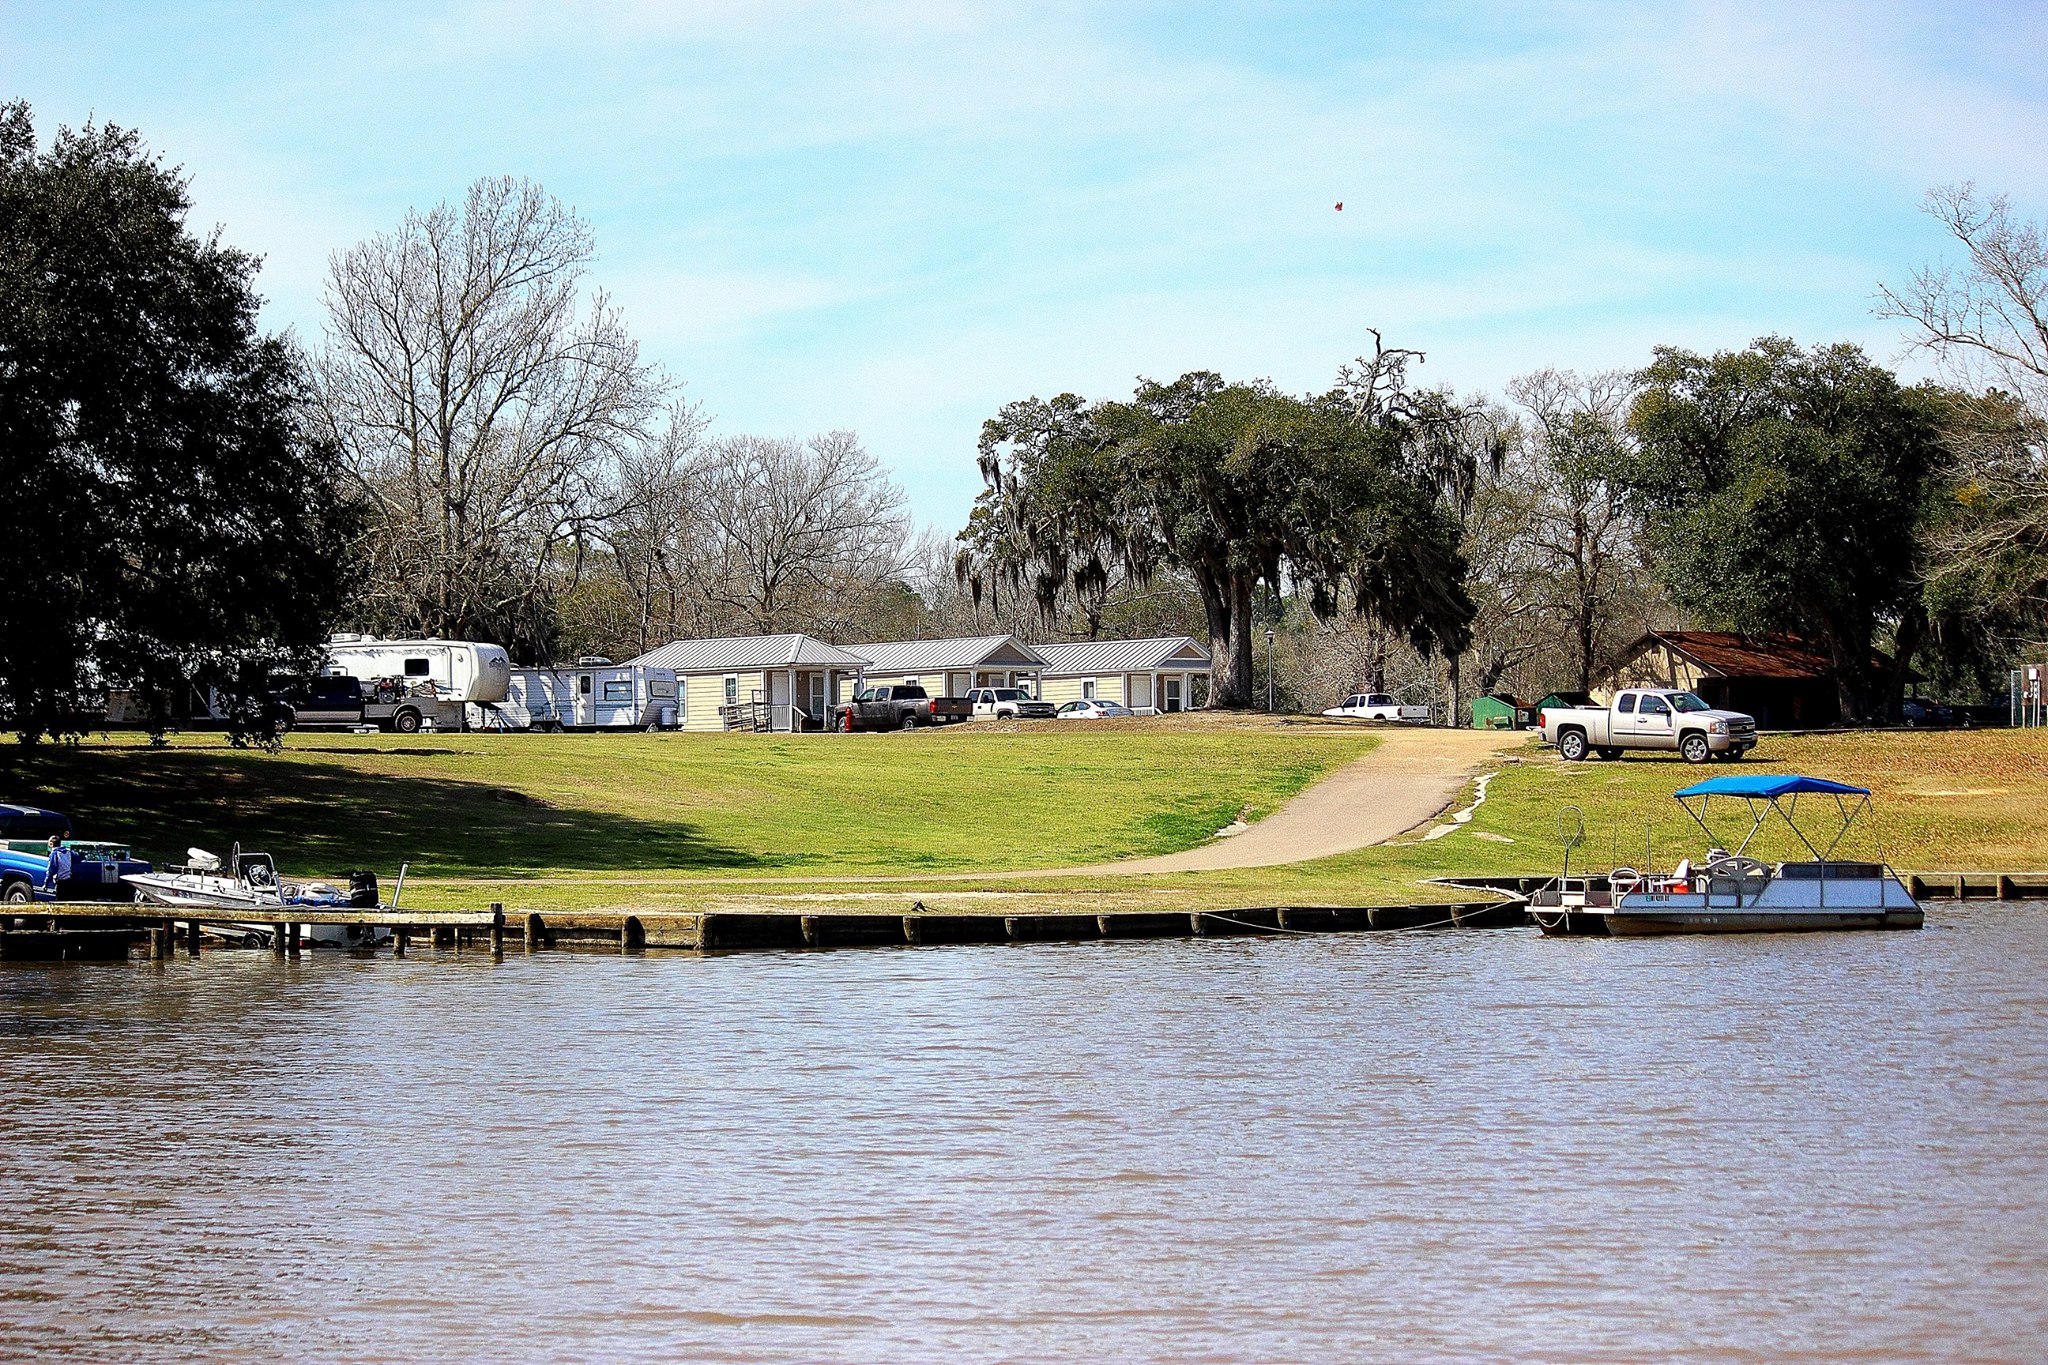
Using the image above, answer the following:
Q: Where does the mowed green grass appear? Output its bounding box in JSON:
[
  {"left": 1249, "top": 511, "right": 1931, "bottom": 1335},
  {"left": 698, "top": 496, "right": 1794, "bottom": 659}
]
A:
[
  {"left": 0, "top": 720, "right": 1376, "bottom": 881},
  {"left": 393, "top": 726, "right": 2048, "bottom": 916}
]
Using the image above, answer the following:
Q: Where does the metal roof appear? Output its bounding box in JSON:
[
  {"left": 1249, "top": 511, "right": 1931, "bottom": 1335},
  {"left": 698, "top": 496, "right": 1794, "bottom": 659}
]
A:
[
  {"left": 1036, "top": 636, "right": 1213, "bottom": 675},
  {"left": 628, "top": 634, "right": 870, "bottom": 672},
  {"left": 847, "top": 635, "right": 1049, "bottom": 673}
]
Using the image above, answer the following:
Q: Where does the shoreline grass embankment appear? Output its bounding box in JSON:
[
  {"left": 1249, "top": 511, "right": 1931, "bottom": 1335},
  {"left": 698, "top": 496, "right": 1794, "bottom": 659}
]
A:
[{"left": 2, "top": 718, "right": 2044, "bottom": 920}]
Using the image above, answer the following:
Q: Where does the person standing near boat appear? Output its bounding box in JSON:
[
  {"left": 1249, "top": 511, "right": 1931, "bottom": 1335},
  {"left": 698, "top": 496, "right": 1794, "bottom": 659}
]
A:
[{"left": 45, "top": 835, "right": 73, "bottom": 901}]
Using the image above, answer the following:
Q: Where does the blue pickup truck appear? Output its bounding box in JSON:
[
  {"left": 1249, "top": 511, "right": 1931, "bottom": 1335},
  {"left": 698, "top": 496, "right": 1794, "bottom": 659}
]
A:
[{"left": 0, "top": 804, "right": 152, "bottom": 905}]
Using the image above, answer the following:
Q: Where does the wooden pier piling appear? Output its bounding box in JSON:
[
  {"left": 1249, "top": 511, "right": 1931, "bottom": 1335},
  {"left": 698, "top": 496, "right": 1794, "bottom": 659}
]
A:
[
  {"left": 270, "top": 922, "right": 287, "bottom": 957},
  {"left": 489, "top": 904, "right": 505, "bottom": 958}
]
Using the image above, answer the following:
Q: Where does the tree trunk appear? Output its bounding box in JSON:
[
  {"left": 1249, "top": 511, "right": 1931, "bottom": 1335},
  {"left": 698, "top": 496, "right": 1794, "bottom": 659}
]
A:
[
  {"left": 1227, "top": 571, "right": 1256, "bottom": 709},
  {"left": 1197, "top": 573, "right": 1239, "bottom": 708},
  {"left": 1885, "top": 604, "right": 1927, "bottom": 723}
]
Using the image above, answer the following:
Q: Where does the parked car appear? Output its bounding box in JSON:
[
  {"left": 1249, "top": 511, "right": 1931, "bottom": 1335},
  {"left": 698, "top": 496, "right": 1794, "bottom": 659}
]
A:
[
  {"left": 1899, "top": 696, "right": 1955, "bottom": 727},
  {"left": 1054, "top": 699, "right": 1135, "bottom": 720},
  {"left": 838, "top": 684, "right": 973, "bottom": 732},
  {"left": 0, "top": 804, "right": 151, "bottom": 905},
  {"left": 966, "top": 687, "right": 1056, "bottom": 720},
  {"left": 1322, "top": 692, "right": 1431, "bottom": 723},
  {"left": 1538, "top": 688, "right": 1757, "bottom": 764}
]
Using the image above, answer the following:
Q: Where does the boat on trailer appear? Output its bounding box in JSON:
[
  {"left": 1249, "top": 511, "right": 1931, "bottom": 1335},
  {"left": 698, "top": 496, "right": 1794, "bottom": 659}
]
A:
[{"left": 1530, "top": 774, "right": 1924, "bottom": 936}]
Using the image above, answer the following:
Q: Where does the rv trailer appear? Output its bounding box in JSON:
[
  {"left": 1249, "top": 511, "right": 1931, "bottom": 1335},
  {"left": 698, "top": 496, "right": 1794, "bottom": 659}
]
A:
[
  {"left": 513, "top": 660, "right": 679, "bottom": 731},
  {"left": 321, "top": 636, "right": 515, "bottom": 731}
]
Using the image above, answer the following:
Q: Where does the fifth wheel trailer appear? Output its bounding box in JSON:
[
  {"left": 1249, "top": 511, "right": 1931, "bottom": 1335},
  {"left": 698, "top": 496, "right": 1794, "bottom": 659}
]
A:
[{"left": 322, "top": 636, "right": 514, "bottom": 732}]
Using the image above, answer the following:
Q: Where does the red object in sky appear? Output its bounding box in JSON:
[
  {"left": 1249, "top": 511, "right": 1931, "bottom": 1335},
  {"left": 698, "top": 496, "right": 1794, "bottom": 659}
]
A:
[{"left": 1334, "top": 201, "right": 1343, "bottom": 210}]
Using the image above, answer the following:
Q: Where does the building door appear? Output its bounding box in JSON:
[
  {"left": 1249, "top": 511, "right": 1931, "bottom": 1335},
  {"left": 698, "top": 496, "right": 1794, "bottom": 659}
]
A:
[
  {"left": 1164, "top": 676, "right": 1183, "bottom": 712},
  {"left": 805, "top": 673, "right": 826, "bottom": 725}
]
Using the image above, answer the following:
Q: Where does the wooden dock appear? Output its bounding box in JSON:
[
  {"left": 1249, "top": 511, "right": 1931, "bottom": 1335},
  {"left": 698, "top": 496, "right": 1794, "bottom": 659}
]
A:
[
  {"left": 12, "top": 900, "right": 1525, "bottom": 958},
  {"left": 12, "top": 871, "right": 2042, "bottom": 962}
]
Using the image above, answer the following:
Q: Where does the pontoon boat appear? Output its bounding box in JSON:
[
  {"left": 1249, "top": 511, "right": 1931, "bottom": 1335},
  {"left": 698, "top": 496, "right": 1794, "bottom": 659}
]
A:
[{"left": 1530, "top": 775, "right": 1924, "bottom": 936}]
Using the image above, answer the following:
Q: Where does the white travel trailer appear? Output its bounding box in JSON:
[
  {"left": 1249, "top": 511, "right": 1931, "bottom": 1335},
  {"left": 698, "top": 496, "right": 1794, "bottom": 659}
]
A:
[
  {"left": 509, "top": 661, "right": 678, "bottom": 730},
  {"left": 503, "top": 669, "right": 570, "bottom": 731}
]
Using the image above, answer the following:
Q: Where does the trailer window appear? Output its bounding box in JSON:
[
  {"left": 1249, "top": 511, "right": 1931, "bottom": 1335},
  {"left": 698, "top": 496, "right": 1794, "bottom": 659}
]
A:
[
  {"left": 404, "top": 658, "right": 430, "bottom": 676},
  {"left": 601, "top": 680, "right": 631, "bottom": 702},
  {"left": 651, "top": 680, "right": 675, "bottom": 698}
]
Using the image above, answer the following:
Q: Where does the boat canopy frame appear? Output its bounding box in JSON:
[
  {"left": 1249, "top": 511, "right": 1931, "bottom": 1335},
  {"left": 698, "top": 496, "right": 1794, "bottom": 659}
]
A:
[{"left": 1671, "top": 774, "right": 1874, "bottom": 863}]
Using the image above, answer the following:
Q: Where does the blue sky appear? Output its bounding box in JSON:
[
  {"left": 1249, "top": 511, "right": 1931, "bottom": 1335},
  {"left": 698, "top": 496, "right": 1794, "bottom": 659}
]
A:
[{"left": 7, "top": 2, "right": 2047, "bottom": 529}]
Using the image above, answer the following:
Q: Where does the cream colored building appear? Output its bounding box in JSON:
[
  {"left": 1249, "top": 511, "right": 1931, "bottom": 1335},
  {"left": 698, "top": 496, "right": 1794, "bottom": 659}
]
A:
[
  {"left": 1036, "top": 636, "right": 1212, "bottom": 713},
  {"left": 837, "top": 635, "right": 1048, "bottom": 702},
  {"left": 629, "top": 634, "right": 870, "bottom": 732}
]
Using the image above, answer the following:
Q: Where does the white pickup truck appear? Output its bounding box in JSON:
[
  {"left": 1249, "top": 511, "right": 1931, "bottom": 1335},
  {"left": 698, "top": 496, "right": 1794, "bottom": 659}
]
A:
[
  {"left": 1539, "top": 688, "right": 1757, "bottom": 764},
  {"left": 965, "top": 687, "right": 1056, "bottom": 720},
  {"left": 1322, "top": 692, "right": 1432, "bottom": 724}
]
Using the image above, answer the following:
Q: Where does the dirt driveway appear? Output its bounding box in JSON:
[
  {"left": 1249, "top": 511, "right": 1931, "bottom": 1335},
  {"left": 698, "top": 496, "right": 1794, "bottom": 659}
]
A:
[{"left": 1059, "top": 724, "right": 1529, "bottom": 875}]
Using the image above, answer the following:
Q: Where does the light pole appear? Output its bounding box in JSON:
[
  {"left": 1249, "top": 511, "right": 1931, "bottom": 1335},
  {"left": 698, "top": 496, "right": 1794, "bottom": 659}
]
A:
[{"left": 1265, "top": 629, "right": 1276, "bottom": 713}]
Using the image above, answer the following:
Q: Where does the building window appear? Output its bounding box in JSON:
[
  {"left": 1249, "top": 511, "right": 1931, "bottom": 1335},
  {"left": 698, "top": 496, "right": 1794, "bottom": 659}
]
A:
[
  {"left": 1082, "top": 679, "right": 1096, "bottom": 701},
  {"left": 724, "top": 675, "right": 739, "bottom": 705}
]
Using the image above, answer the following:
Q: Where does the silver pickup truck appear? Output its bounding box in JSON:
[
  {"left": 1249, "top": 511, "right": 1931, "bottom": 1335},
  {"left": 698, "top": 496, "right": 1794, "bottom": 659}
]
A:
[{"left": 1539, "top": 688, "right": 1757, "bottom": 764}]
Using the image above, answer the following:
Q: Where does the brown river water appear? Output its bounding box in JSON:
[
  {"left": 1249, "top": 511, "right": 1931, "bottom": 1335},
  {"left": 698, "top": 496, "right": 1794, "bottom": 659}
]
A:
[{"left": 3, "top": 907, "right": 2045, "bottom": 1363}]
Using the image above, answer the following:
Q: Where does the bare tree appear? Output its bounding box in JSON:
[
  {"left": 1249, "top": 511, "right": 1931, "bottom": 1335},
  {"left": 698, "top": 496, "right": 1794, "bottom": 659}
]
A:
[
  {"left": 316, "top": 176, "right": 667, "bottom": 655},
  {"left": 1882, "top": 184, "right": 2048, "bottom": 409},
  {"left": 681, "top": 431, "right": 912, "bottom": 637},
  {"left": 1879, "top": 184, "right": 2048, "bottom": 648},
  {"left": 1504, "top": 368, "right": 1655, "bottom": 693}
]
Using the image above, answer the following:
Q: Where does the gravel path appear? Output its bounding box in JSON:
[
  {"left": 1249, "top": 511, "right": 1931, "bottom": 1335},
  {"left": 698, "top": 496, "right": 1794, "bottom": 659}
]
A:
[{"left": 1054, "top": 725, "right": 1529, "bottom": 874}]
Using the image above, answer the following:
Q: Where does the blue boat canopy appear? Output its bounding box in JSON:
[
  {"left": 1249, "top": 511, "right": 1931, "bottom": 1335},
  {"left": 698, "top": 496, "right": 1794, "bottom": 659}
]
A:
[{"left": 1674, "top": 774, "right": 1871, "bottom": 800}]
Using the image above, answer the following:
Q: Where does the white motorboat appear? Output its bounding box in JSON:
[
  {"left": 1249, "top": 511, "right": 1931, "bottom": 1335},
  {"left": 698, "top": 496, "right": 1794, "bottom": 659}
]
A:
[
  {"left": 124, "top": 846, "right": 390, "bottom": 949},
  {"left": 1530, "top": 775, "right": 1924, "bottom": 936}
]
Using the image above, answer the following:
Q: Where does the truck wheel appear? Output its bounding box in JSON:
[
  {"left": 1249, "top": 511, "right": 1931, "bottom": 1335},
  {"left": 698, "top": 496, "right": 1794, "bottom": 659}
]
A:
[
  {"left": 3, "top": 878, "right": 33, "bottom": 904},
  {"left": 392, "top": 709, "right": 422, "bottom": 735},
  {"left": 1680, "top": 733, "right": 1711, "bottom": 764},
  {"left": 1557, "top": 729, "right": 1589, "bottom": 762},
  {"left": 900, "top": 713, "right": 919, "bottom": 731},
  {"left": 1596, "top": 747, "right": 1623, "bottom": 761}
]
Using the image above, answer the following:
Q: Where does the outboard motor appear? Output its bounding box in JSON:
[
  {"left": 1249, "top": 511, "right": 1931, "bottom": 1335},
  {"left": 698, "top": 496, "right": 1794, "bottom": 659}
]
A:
[{"left": 348, "top": 870, "right": 379, "bottom": 908}]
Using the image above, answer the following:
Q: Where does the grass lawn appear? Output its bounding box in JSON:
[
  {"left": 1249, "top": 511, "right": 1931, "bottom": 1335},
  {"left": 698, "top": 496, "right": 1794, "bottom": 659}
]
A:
[
  {"left": 0, "top": 715, "right": 1373, "bottom": 882},
  {"left": 411, "top": 725, "right": 2048, "bottom": 914},
  {"left": 4, "top": 720, "right": 2041, "bottom": 915}
]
